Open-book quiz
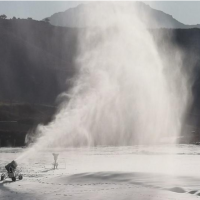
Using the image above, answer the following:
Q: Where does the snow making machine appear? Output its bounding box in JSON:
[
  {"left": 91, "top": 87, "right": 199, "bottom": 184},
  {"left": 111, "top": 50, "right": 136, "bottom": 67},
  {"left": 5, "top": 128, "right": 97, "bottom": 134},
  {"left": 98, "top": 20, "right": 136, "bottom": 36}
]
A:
[{"left": 1, "top": 160, "right": 23, "bottom": 181}]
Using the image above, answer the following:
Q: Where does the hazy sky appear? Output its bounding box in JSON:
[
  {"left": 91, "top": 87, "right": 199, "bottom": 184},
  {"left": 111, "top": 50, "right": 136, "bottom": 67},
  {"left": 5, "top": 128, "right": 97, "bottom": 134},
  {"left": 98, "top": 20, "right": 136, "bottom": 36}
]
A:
[{"left": 0, "top": 1, "right": 200, "bottom": 25}]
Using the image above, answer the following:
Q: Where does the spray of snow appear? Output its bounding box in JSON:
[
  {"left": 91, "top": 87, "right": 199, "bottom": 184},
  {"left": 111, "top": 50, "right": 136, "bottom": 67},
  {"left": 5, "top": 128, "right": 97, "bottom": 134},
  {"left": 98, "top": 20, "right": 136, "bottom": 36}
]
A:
[{"left": 16, "top": 2, "right": 190, "bottom": 161}]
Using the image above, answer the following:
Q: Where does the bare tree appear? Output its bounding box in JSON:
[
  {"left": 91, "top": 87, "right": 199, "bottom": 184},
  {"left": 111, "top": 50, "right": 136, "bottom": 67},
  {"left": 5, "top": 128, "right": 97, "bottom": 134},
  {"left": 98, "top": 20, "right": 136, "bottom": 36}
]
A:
[
  {"left": 44, "top": 18, "right": 50, "bottom": 23},
  {"left": 0, "top": 14, "right": 7, "bottom": 19}
]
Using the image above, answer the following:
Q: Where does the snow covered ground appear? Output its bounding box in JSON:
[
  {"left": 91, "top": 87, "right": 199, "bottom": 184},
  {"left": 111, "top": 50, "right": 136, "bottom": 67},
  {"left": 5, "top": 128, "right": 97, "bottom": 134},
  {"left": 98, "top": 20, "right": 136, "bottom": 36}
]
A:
[{"left": 1, "top": 145, "right": 200, "bottom": 199}]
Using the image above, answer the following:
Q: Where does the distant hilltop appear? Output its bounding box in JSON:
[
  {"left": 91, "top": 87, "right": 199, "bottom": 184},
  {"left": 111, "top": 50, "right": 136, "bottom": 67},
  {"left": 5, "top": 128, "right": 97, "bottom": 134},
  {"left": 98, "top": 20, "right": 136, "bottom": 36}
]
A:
[{"left": 47, "top": 2, "right": 200, "bottom": 29}]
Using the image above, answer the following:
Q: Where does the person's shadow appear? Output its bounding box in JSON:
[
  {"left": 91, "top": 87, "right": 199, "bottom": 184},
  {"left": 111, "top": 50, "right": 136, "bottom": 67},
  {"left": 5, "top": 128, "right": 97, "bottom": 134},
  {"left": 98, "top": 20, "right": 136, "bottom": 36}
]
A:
[{"left": 41, "top": 168, "right": 55, "bottom": 173}]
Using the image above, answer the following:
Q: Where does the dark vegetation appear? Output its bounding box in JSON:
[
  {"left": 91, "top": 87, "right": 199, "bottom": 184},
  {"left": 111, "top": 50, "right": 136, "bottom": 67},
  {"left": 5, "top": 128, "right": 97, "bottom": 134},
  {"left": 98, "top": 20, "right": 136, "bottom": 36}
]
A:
[
  {"left": 173, "top": 29, "right": 200, "bottom": 143},
  {"left": 0, "top": 18, "right": 78, "bottom": 146},
  {"left": 0, "top": 18, "right": 200, "bottom": 146},
  {"left": 0, "top": 103, "right": 55, "bottom": 146},
  {"left": 152, "top": 28, "right": 200, "bottom": 143},
  {"left": 0, "top": 18, "right": 79, "bottom": 105}
]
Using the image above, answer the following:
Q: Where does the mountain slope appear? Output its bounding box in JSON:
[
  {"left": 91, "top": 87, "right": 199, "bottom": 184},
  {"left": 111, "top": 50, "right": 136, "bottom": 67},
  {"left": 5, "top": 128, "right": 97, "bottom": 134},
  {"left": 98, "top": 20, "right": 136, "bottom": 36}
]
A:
[
  {"left": 48, "top": 2, "right": 200, "bottom": 29},
  {"left": 0, "top": 19, "right": 78, "bottom": 105}
]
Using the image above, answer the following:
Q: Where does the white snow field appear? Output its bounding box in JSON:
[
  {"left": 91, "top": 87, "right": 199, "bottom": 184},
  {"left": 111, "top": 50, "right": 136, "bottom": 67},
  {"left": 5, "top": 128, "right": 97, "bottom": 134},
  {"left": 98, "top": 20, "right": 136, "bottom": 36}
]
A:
[{"left": 1, "top": 145, "right": 200, "bottom": 200}]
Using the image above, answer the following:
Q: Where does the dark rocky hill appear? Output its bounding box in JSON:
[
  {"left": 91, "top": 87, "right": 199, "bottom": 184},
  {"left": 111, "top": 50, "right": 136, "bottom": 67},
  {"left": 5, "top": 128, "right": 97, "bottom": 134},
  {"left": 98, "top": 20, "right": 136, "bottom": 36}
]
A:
[
  {"left": 151, "top": 28, "right": 200, "bottom": 143},
  {"left": 0, "top": 18, "right": 200, "bottom": 145},
  {"left": 0, "top": 18, "right": 78, "bottom": 105},
  {"left": 0, "top": 18, "right": 78, "bottom": 146}
]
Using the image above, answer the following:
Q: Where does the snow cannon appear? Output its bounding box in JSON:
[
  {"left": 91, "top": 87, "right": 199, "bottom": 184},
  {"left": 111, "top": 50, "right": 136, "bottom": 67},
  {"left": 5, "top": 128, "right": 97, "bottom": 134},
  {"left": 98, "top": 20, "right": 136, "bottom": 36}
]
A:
[
  {"left": 5, "top": 160, "right": 17, "bottom": 172},
  {"left": 1, "top": 160, "right": 23, "bottom": 181}
]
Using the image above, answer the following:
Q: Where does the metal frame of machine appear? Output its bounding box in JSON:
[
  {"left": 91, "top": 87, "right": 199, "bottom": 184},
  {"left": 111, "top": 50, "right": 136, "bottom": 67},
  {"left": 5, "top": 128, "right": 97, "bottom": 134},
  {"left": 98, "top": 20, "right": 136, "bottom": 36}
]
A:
[{"left": 1, "top": 160, "right": 23, "bottom": 182}]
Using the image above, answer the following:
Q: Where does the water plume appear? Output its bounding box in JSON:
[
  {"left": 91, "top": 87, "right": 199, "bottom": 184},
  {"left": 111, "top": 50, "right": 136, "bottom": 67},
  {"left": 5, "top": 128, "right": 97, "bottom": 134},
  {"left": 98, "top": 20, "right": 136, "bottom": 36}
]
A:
[{"left": 17, "top": 2, "right": 190, "bottom": 160}]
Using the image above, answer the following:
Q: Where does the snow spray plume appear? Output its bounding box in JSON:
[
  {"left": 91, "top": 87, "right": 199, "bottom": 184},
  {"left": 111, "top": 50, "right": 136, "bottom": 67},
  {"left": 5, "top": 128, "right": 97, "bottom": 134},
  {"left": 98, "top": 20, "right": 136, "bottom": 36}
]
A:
[{"left": 16, "top": 2, "right": 190, "bottom": 161}]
